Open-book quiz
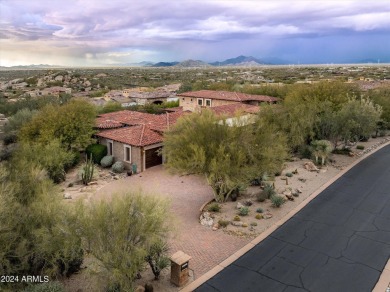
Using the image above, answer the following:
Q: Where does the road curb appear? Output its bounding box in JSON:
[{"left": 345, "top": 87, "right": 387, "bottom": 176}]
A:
[{"left": 182, "top": 140, "right": 390, "bottom": 292}]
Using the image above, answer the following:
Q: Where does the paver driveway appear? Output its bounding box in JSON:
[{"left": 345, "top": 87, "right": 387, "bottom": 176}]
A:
[
  {"left": 196, "top": 145, "right": 390, "bottom": 292},
  {"left": 94, "top": 165, "right": 251, "bottom": 278}
]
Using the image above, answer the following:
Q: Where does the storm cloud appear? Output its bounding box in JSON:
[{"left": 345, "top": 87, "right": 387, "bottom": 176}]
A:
[{"left": 0, "top": 0, "right": 389, "bottom": 66}]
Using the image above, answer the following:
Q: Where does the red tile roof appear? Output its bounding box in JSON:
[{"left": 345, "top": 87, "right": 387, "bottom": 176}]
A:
[
  {"left": 177, "top": 90, "right": 279, "bottom": 103},
  {"left": 95, "top": 110, "right": 188, "bottom": 147},
  {"left": 210, "top": 103, "right": 260, "bottom": 116},
  {"left": 96, "top": 125, "right": 163, "bottom": 147}
]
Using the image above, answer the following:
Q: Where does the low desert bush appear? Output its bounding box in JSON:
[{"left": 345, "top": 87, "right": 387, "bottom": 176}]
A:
[
  {"left": 271, "top": 195, "right": 285, "bottom": 208},
  {"left": 207, "top": 202, "right": 221, "bottom": 212},
  {"left": 100, "top": 155, "right": 114, "bottom": 168},
  {"left": 218, "top": 219, "right": 229, "bottom": 228},
  {"left": 85, "top": 144, "right": 107, "bottom": 164},
  {"left": 256, "top": 208, "right": 264, "bottom": 213},
  {"left": 112, "top": 161, "right": 125, "bottom": 173},
  {"left": 238, "top": 207, "right": 249, "bottom": 216}
]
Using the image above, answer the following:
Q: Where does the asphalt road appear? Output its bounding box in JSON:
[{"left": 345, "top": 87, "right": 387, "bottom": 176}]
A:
[{"left": 196, "top": 145, "right": 390, "bottom": 292}]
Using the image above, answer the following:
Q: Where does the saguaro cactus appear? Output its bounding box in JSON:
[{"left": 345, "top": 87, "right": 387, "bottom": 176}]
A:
[{"left": 82, "top": 154, "right": 94, "bottom": 185}]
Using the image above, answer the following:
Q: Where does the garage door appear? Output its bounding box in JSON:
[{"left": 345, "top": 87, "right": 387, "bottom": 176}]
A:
[{"left": 145, "top": 147, "right": 163, "bottom": 169}]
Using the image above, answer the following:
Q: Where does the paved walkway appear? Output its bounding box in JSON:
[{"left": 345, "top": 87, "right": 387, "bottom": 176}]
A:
[
  {"left": 196, "top": 145, "right": 390, "bottom": 292},
  {"left": 94, "top": 166, "right": 250, "bottom": 278}
]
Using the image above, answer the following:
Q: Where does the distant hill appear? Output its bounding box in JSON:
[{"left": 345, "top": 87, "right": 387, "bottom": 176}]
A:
[
  {"left": 175, "top": 59, "right": 210, "bottom": 68},
  {"left": 210, "top": 55, "right": 264, "bottom": 66},
  {"left": 152, "top": 61, "right": 179, "bottom": 67},
  {"left": 1, "top": 64, "right": 63, "bottom": 69}
]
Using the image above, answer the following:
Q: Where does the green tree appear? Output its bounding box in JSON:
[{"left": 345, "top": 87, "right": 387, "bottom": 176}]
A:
[
  {"left": 163, "top": 109, "right": 288, "bottom": 202},
  {"left": 367, "top": 87, "right": 390, "bottom": 128},
  {"left": 337, "top": 97, "right": 382, "bottom": 145},
  {"left": 73, "top": 192, "right": 171, "bottom": 291},
  {"left": 20, "top": 99, "right": 96, "bottom": 151}
]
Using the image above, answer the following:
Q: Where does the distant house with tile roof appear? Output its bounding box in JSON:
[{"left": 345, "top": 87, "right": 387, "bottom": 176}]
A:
[{"left": 177, "top": 90, "right": 279, "bottom": 112}]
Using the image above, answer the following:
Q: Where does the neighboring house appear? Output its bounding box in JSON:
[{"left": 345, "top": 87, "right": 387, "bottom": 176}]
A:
[
  {"left": 177, "top": 90, "right": 279, "bottom": 112},
  {"left": 95, "top": 110, "right": 184, "bottom": 172},
  {"left": 29, "top": 86, "right": 72, "bottom": 97},
  {"left": 94, "top": 91, "right": 270, "bottom": 173}
]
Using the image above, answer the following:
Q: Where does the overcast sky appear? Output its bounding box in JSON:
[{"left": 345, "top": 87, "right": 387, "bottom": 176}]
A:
[{"left": 1, "top": 0, "right": 389, "bottom": 66}]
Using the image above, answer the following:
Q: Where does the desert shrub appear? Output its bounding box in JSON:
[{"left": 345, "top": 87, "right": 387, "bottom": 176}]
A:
[
  {"left": 12, "top": 141, "right": 74, "bottom": 183},
  {"left": 112, "top": 161, "right": 124, "bottom": 173},
  {"left": 238, "top": 206, "right": 249, "bottom": 216},
  {"left": 263, "top": 184, "right": 276, "bottom": 199},
  {"left": 332, "top": 148, "right": 351, "bottom": 155},
  {"left": 242, "top": 223, "right": 248, "bottom": 227},
  {"left": 298, "top": 144, "right": 313, "bottom": 159},
  {"left": 250, "top": 178, "right": 261, "bottom": 186},
  {"left": 70, "top": 151, "right": 81, "bottom": 167},
  {"left": 356, "top": 145, "right": 365, "bottom": 150},
  {"left": 255, "top": 214, "right": 262, "bottom": 220},
  {"left": 256, "top": 208, "right": 264, "bottom": 213},
  {"left": 286, "top": 172, "right": 293, "bottom": 177},
  {"left": 233, "top": 215, "right": 241, "bottom": 221},
  {"left": 3, "top": 132, "right": 17, "bottom": 145},
  {"left": 101, "top": 155, "right": 114, "bottom": 168},
  {"left": 271, "top": 195, "right": 286, "bottom": 208},
  {"left": 250, "top": 222, "right": 258, "bottom": 226},
  {"left": 0, "top": 145, "right": 16, "bottom": 161},
  {"left": 22, "top": 281, "right": 65, "bottom": 292},
  {"left": 85, "top": 144, "right": 107, "bottom": 164},
  {"left": 218, "top": 219, "right": 229, "bottom": 228},
  {"left": 207, "top": 202, "right": 221, "bottom": 212}
]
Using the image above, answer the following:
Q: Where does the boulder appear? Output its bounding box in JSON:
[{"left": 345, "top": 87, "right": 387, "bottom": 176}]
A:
[
  {"left": 236, "top": 202, "right": 244, "bottom": 209},
  {"left": 200, "top": 212, "right": 214, "bottom": 227},
  {"left": 63, "top": 193, "right": 72, "bottom": 199},
  {"left": 303, "top": 161, "right": 319, "bottom": 172},
  {"left": 231, "top": 221, "right": 243, "bottom": 227}
]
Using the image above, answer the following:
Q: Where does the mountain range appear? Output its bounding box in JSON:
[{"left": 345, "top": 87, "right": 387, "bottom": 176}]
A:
[{"left": 2, "top": 55, "right": 388, "bottom": 69}]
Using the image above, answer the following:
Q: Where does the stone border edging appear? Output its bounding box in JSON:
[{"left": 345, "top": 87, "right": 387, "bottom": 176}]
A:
[
  {"left": 182, "top": 139, "right": 390, "bottom": 292},
  {"left": 199, "top": 198, "right": 215, "bottom": 214}
]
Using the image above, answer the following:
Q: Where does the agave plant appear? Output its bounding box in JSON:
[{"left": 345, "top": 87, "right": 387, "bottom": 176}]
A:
[{"left": 311, "top": 140, "right": 333, "bottom": 165}]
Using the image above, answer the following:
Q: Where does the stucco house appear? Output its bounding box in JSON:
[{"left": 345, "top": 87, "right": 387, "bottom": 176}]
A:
[
  {"left": 95, "top": 110, "right": 184, "bottom": 173},
  {"left": 177, "top": 90, "right": 279, "bottom": 112}
]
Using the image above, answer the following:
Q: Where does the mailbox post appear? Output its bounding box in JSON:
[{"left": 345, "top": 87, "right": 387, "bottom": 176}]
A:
[{"left": 170, "top": 251, "right": 192, "bottom": 287}]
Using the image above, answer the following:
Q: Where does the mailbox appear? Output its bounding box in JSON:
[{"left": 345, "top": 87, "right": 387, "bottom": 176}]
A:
[{"left": 170, "top": 251, "right": 192, "bottom": 287}]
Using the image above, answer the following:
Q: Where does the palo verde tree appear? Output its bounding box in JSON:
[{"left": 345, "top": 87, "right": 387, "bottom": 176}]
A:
[
  {"left": 19, "top": 99, "right": 96, "bottom": 151},
  {"left": 163, "top": 109, "right": 288, "bottom": 202},
  {"left": 0, "top": 162, "right": 83, "bottom": 289},
  {"left": 72, "top": 192, "right": 171, "bottom": 291}
]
